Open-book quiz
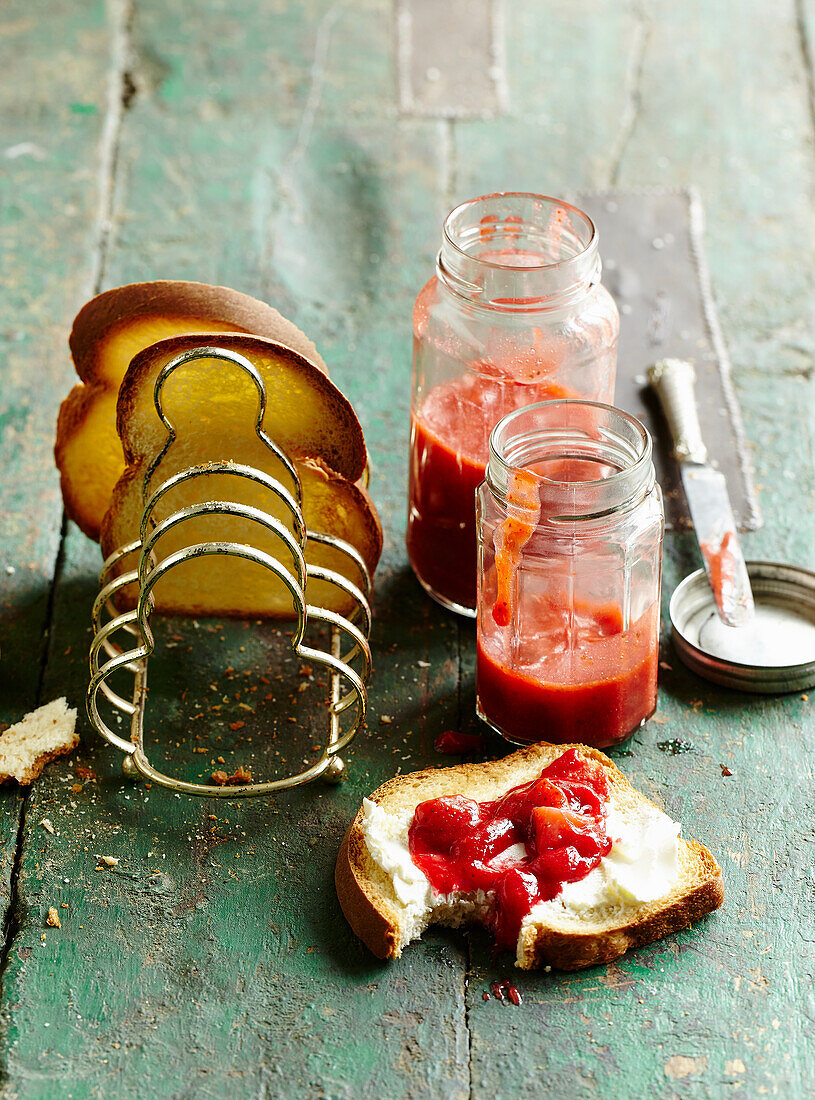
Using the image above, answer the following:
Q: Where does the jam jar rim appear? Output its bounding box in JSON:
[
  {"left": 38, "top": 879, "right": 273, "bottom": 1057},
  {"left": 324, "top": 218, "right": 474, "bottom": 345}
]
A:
[
  {"left": 486, "top": 398, "right": 656, "bottom": 520},
  {"left": 442, "top": 191, "right": 597, "bottom": 273}
]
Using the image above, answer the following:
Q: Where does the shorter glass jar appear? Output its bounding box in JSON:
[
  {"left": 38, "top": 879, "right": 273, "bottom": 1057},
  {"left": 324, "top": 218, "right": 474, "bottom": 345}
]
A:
[{"left": 476, "top": 400, "right": 663, "bottom": 749}]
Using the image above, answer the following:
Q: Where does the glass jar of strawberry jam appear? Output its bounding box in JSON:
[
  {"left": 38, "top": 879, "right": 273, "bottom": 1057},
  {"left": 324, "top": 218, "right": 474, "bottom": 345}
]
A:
[
  {"left": 476, "top": 400, "right": 663, "bottom": 748},
  {"left": 407, "top": 193, "right": 619, "bottom": 616}
]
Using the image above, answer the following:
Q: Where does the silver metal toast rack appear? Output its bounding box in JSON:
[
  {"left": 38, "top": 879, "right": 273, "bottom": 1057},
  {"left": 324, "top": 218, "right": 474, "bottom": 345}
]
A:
[{"left": 87, "top": 345, "right": 372, "bottom": 796}]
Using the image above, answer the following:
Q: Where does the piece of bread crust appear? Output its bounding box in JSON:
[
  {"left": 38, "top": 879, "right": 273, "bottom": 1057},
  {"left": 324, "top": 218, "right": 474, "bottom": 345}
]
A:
[
  {"left": 56, "top": 280, "right": 328, "bottom": 541},
  {"left": 117, "top": 333, "right": 367, "bottom": 483},
  {"left": 68, "top": 280, "right": 328, "bottom": 385},
  {"left": 0, "top": 698, "right": 79, "bottom": 785},
  {"left": 336, "top": 743, "right": 725, "bottom": 971}
]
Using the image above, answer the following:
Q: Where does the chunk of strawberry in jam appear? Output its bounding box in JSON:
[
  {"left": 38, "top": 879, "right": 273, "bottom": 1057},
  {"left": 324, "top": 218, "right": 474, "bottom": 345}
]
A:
[
  {"left": 557, "top": 781, "right": 606, "bottom": 817},
  {"left": 493, "top": 868, "right": 547, "bottom": 950},
  {"left": 495, "top": 776, "right": 568, "bottom": 827},
  {"left": 459, "top": 816, "right": 518, "bottom": 864},
  {"left": 531, "top": 805, "right": 597, "bottom": 849},
  {"left": 412, "top": 795, "right": 481, "bottom": 849},
  {"left": 535, "top": 841, "right": 609, "bottom": 883},
  {"left": 407, "top": 749, "right": 612, "bottom": 954},
  {"left": 544, "top": 749, "right": 609, "bottom": 791}
]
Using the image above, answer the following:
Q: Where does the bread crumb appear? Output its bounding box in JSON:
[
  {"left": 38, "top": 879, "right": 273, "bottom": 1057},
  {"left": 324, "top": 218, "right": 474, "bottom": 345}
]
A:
[
  {"left": 212, "top": 766, "right": 252, "bottom": 786},
  {"left": 0, "top": 698, "right": 78, "bottom": 785},
  {"left": 99, "top": 855, "right": 119, "bottom": 867},
  {"left": 40, "top": 819, "right": 55, "bottom": 835},
  {"left": 46, "top": 907, "right": 61, "bottom": 929}
]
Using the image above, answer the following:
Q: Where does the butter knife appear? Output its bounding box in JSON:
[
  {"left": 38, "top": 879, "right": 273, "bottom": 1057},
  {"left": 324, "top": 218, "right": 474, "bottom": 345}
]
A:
[{"left": 648, "top": 358, "right": 754, "bottom": 628}]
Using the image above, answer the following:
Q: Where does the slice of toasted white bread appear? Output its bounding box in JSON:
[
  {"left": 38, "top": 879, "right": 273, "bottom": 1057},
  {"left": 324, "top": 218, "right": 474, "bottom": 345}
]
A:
[
  {"left": 0, "top": 698, "right": 79, "bottom": 785},
  {"left": 100, "top": 334, "right": 381, "bottom": 618},
  {"left": 102, "top": 457, "right": 382, "bottom": 618},
  {"left": 56, "top": 280, "right": 328, "bottom": 541},
  {"left": 116, "top": 333, "right": 366, "bottom": 484},
  {"left": 336, "top": 743, "right": 724, "bottom": 971}
]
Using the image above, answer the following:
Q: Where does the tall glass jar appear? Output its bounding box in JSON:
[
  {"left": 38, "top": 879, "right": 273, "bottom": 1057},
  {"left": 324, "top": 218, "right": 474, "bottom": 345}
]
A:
[
  {"left": 407, "top": 192, "right": 619, "bottom": 617},
  {"left": 476, "top": 400, "right": 663, "bottom": 749}
]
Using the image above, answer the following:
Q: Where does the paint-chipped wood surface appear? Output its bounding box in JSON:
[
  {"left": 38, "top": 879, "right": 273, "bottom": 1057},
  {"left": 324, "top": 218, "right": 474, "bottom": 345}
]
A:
[{"left": 1, "top": 1, "right": 814, "bottom": 1097}]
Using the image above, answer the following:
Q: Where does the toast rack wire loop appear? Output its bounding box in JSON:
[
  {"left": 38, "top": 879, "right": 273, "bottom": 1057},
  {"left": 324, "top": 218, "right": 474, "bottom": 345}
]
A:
[{"left": 86, "top": 345, "right": 372, "bottom": 797}]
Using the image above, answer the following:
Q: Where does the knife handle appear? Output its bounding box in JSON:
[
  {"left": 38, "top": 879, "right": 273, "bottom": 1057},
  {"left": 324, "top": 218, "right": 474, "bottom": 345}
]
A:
[{"left": 647, "top": 358, "right": 709, "bottom": 465}]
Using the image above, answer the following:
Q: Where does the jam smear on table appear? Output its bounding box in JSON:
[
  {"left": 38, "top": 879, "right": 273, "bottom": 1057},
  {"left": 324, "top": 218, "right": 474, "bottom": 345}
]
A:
[
  {"left": 434, "top": 730, "right": 486, "bottom": 755},
  {"left": 408, "top": 749, "right": 612, "bottom": 951},
  {"left": 488, "top": 980, "right": 523, "bottom": 1005}
]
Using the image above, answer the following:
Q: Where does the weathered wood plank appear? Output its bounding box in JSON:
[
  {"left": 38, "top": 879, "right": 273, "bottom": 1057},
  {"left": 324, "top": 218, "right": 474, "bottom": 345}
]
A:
[
  {"left": 0, "top": 2, "right": 471, "bottom": 1096},
  {"left": 0, "top": 0, "right": 112, "bottom": 958},
  {"left": 459, "top": 1, "right": 815, "bottom": 1097},
  {"left": 3, "top": 0, "right": 815, "bottom": 1096},
  {"left": 451, "top": 0, "right": 642, "bottom": 194},
  {"left": 0, "top": 0, "right": 110, "bottom": 710}
]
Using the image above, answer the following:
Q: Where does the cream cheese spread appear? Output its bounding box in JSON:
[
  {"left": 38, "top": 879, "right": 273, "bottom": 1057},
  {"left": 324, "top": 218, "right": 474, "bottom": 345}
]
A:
[
  {"left": 361, "top": 798, "right": 431, "bottom": 914},
  {"left": 526, "top": 802, "right": 680, "bottom": 924},
  {"left": 360, "top": 795, "right": 681, "bottom": 929}
]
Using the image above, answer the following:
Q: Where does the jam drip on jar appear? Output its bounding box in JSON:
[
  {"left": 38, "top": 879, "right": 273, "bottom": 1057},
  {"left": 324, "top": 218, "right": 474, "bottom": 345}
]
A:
[
  {"left": 491, "top": 468, "right": 541, "bottom": 628},
  {"left": 407, "top": 749, "right": 612, "bottom": 951}
]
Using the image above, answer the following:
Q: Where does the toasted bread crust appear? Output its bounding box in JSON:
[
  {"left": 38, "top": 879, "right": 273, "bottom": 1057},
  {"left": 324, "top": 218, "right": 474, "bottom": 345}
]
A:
[
  {"left": 0, "top": 737, "right": 80, "bottom": 786},
  {"left": 69, "top": 280, "right": 327, "bottom": 381},
  {"left": 116, "top": 333, "right": 367, "bottom": 483},
  {"left": 55, "top": 384, "right": 111, "bottom": 538},
  {"left": 517, "top": 839, "right": 725, "bottom": 970},
  {"left": 335, "top": 743, "right": 725, "bottom": 970},
  {"left": 336, "top": 831, "right": 402, "bottom": 960}
]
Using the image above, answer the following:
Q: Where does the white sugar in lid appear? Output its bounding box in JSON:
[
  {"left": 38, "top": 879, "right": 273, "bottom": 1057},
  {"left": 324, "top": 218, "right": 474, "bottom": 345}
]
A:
[{"left": 670, "top": 561, "right": 815, "bottom": 693}]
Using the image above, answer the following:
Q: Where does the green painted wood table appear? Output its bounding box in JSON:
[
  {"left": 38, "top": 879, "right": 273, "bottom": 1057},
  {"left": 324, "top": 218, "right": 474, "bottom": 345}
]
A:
[{"left": 2, "top": 1, "right": 814, "bottom": 1096}]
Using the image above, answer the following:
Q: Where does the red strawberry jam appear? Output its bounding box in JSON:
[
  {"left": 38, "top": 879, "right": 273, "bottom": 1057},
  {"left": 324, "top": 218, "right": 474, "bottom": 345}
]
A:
[{"left": 408, "top": 749, "right": 612, "bottom": 951}]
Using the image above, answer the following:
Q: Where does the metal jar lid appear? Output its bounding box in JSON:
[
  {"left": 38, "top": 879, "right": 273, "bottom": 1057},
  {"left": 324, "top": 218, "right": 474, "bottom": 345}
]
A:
[{"left": 670, "top": 560, "right": 815, "bottom": 693}]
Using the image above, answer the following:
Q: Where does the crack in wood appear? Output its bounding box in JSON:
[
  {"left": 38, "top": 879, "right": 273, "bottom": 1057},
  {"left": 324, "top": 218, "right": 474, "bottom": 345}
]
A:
[
  {"left": 606, "top": 0, "right": 651, "bottom": 188},
  {"left": 0, "top": 511, "right": 68, "bottom": 1074},
  {"left": 795, "top": 0, "right": 815, "bottom": 143},
  {"left": 261, "top": 0, "right": 346, "bottom": 286},
  {"left": 464, "top": 934, "right": 473, "bottom": 1100},
  {"left": 86, "top": 0, "right": 136, "bottom": 299}
]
